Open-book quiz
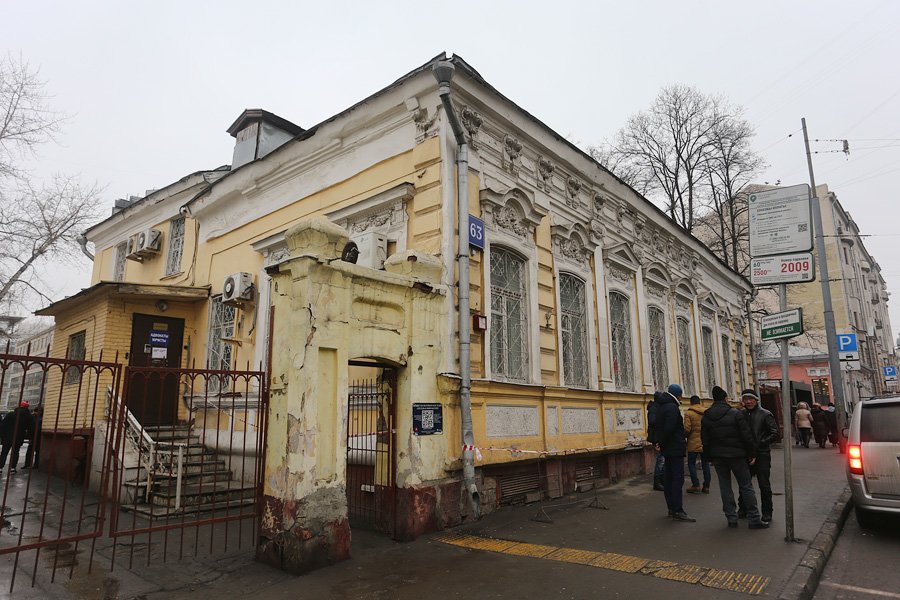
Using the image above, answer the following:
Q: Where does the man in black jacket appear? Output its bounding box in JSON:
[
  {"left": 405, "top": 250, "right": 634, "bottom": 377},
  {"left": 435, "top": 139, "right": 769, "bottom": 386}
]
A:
[
  {"left": 740, "top": 389, "right": 779, "bottom": 522},
  {"left": 0, "top": 401, "right": 35, "bottom": 474},
  {"left": 647, "top": 391, "right": 665, "bottom": 491},
  {"left": 656, "top": 384, "right": 695, "bottom": 522},
  {"left": 701, "top": 386, "right": 768, "bottom": 529}
]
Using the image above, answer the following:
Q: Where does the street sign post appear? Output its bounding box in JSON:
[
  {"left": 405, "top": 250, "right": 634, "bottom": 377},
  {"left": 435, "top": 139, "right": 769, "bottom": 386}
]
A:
[
  {"left": 750, "top": 253, "right": 816, "bottom": 285},
  {"left": 749, "top": 184, "right": 813, "bottom": 257},
  {"left": 760, "top": 309, "right": 804, "bottom": 341}
]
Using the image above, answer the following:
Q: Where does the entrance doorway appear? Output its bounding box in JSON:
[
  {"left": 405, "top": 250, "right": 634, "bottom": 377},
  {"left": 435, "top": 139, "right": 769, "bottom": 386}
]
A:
[
  {"left": 126, "top": 313, "right": 185, "bottom": 425},
  {"left": 346, "top": 362, "right": 396, "bottom": 536}
]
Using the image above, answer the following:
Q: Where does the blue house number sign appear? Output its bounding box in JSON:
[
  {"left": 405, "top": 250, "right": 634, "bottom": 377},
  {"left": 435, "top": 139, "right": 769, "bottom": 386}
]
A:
[{"left": 468, "top": 215, "right": 485, "bottom": 250}]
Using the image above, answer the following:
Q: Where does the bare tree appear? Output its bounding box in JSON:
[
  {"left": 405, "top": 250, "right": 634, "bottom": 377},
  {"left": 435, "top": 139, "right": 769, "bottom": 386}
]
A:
[
  {"left": 594, "top": 85, "right": 726, "bottom": 232},
  {"left": 0, "top": 55, "right": 100, "bottom": 309}
]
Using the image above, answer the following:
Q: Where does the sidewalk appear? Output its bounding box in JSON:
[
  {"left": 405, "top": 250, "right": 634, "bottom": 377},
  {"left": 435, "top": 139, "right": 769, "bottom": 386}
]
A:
[{"left": 2, "top": 445, "right": 850, "bottom": 599}]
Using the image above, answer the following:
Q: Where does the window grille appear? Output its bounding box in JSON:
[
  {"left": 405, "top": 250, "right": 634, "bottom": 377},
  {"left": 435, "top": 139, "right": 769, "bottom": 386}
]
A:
[
  {"left": 736, "top": 340, "right": 746, "bottom": 390},
  {"left": 207, "top": 296, "right": 236, "bottom": 392},
  {"left": 114, "top": 242, "right": 127, "bottom": 282},
  {"left": 65, "top": 331, "right": 86, "bottom": 384},
  {"left": 702, "top": 327, "right": 716, "bottom": 393},
  {"left": 722, "top": 335, "right": 734, "bottom": 394},
  {"left": 609, "top": 291, "right": 634, "bottom": 391},
  {"left": 166, "top": 217, "right": 186, "bottom": 276},
  {"left": 490, "top": 248, "right": 529, "bottom": 382},
  {"left": 648, "top": 307, "right": 668, "bottom": 390},
  {"left": 676, "top": 317, "right": 694, "bottom": 395},
  {"left": 559, "top": 273, "right": 589, "bottom": 388}
]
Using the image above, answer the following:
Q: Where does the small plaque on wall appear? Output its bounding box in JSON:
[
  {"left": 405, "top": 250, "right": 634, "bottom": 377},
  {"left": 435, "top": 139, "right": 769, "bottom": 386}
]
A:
[{"left": 413, "top": 403, "right": 443, "bottom": 435}]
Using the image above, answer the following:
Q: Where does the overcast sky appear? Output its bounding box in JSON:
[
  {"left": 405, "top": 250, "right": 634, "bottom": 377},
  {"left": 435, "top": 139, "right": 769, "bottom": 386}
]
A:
[{"left": 6, "top": 0, "right": 900, "bottom": 341}]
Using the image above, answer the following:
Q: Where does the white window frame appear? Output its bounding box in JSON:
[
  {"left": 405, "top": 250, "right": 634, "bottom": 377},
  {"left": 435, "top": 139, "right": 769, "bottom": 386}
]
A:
[
  {"left": 736, "top": 339, "right": 747, "bottom": 390},
  {"left": 558, "top": 272, "right": 591, "bottom": 388},
  {"left": 206, "top": 295, "right": 236, "bottom": 392},
  {"left": 648, "top": 305, "right": 669, "bottom": 390},
  {"left": 166, "top": 216, "right": 186, "bottom": 276},
  {"left": 721, "top": 334, "right": 734, "bottom": 395},
  {"left": 488, "top": 246, "right": 532, "bottom": 383},
  {"left": 701, "top": 325, "right": 716, "bottom": 395},
  {"left": 609, "top": 290, "right": 635, "bottom": 392},
  {"left": 676, "top": 316, "right": 695, "bottom": 397}
]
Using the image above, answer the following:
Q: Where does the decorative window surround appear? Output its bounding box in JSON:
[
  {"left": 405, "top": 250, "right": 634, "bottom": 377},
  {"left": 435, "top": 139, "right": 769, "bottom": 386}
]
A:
[
  {"left": 603, "top": 243, "right": 641, "bottom": 393},
  {"left": 327, "top": 182, "right": 413, "bottom": 249}
]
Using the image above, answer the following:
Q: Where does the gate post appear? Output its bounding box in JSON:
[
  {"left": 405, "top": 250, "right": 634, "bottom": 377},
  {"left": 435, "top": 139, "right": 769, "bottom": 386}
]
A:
[{"left": 257, "top": 218, "right": 352, "bottom": 574}]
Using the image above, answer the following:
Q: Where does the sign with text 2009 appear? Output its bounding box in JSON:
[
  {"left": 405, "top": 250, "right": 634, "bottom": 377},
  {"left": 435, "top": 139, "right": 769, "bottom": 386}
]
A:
[
  {"left": 750, "top": 252, "right": 816, "bottom": 285},
  {"left": 748, "top": 184, "right": 813, "bottom": 257}
]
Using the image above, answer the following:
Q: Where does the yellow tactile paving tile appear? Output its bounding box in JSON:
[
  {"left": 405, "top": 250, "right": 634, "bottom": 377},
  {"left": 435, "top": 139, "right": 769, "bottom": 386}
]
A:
[{"left": 436, "top": 532, "right": 769, "bottom": 596}]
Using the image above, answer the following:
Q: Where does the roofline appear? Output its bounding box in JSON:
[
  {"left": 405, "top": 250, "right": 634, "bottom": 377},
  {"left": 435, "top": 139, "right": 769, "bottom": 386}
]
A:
[
  {"left": 35, "top": 282, "right": 210, "bottom": 316},
  {"left": 226, "top": 109, "right": 305, "bottom": 137}
]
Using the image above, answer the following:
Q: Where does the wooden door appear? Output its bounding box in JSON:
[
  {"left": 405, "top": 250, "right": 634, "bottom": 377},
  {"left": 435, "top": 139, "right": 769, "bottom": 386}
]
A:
[{"left": 127, "top": 314, "right": 185, "bottom": 426}]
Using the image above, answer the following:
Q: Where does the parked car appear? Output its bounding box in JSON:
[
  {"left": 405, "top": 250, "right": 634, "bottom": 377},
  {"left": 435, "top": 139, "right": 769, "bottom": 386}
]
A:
[{"left": 845, "top": 396, "right": 900, "bottom": 528}]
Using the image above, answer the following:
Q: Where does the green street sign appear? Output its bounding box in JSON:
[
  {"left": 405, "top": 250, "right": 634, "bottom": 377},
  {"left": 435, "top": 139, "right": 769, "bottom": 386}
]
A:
[{"left": 760, "top": 308, "right": 804, "bottom": 341}]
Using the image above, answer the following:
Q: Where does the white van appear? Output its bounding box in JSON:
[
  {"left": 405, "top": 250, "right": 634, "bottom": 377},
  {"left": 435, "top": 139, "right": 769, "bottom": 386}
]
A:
[{"left": 845, "top": 396, "right": 900, "bottom": 528}]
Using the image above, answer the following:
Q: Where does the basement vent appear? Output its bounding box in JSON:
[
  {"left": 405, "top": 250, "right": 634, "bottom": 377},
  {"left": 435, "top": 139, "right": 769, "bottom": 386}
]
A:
[{"left": 498, "top": 472, "right": 541, "bottom": 504}]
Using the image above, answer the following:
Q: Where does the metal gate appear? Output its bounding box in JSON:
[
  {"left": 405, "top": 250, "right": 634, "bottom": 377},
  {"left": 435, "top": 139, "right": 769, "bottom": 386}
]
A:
[
  {"left": 345, "top": 365, "right": 396, "bottom": 536},
  {"left": 0, "top": 347, "right": 269, "bottom": 593}
]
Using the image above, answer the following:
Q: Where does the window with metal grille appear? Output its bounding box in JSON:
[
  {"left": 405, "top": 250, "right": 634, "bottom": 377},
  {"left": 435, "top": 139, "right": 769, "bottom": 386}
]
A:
[
  {"left": 736, "top": 340, "right": 746, "bottom": 390},
  {"left": 722, "top": 334, "right": 733, "bottom": 394},
  {"left": 701, "top": 326, "right": 716, "bottom": 393},
  {"left": 490, "top": 247, "right": 529, "bottom": 382},
  {"left": 65, "top": 331, "right": 86, "bottom": 384},
  {"left": 648, "top": 307, "right": 668, "bottom": 390},
  {"left": 609, "top": 291, "right": 634, "bottom": 391},
  {"left": 676, "top": 317, "right": 694, "bottom": 395},
  {"left": 166, "top": 217, "right": 186, "bottom": 276},
  {"left": 114, "top": 242, "right": 127, "bottom": 282},
  {"left": 206, "top": 295, "right": 236, "bottom": 391},
  {"left": 559, "top": 273, "right": 589, "bottom": 388}
]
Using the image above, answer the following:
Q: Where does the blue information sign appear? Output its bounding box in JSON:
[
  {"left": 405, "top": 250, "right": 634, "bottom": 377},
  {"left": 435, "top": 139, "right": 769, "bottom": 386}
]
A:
[
  {"left": 150, "top": 330, "right": 169, "bottom": 347},
  {"left": 468, "top": 215, "right": 485, "bottom": 250}
]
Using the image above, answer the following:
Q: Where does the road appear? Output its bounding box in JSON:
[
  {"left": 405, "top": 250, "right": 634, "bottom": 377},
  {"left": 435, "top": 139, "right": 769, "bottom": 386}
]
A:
[{"left": 814, "top": 510, "right": 900, "bottom": 599}]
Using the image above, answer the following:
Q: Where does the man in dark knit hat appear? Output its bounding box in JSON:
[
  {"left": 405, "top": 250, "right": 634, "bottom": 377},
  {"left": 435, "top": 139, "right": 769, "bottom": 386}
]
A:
[
  {"left": 739, "top": 389, "right": 779, "bottom": 522},
  {"left": 701, "top": 386, "right": 768, "bottom": 529},
  {"left": 656, "top": 383, "right": 695, "bottom": 522}
]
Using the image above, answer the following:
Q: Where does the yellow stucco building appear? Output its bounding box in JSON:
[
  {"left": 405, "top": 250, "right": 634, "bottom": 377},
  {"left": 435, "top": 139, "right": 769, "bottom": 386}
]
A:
[{"left": 37, "top": 53, "right": 752, "bottom": 572}]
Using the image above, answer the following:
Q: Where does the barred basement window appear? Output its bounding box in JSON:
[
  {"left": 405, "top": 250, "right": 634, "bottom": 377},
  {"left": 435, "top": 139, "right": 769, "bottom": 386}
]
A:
[
  {"left": 609, "top": 291, "right": 634, "bottom": 391},
  {"left": 722, "top": 335, "right": 734, "bottom": 394},
  {"left": 166, "top": 217, "right": 186, "bottom": 276},
  {"left": 702, "top": 327, "right": 716, "bottom": 393},
  {"left": 490, "top": 247, "right": 529, "bottom": 382},
  {"left": 207, "top": 295, "right": 236, "bottom": 392},
  {"left": 648, "top": 307, "right": 668, "bottom": 390},
  {"left": 65, "top": 331, "right": 86, "bottom": 384},
  {"left": 114, "top": 242, "right": 127, "bottom": 282},
  {"left": 559, "top": 273, "right": 589, "bottom": 388},
  {"left": 676, "top": 317, "right": 695, "bottom": 395},
  {"left": 736, "top": 340, "right": 747, "bottom": 390}
]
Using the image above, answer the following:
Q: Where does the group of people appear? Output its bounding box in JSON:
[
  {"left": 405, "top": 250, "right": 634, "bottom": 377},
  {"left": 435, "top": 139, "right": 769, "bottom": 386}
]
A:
[
  {"left": 647, "top": 384, "right": 779, "bottom": 529},
  {"left": 0, "top": 400, "right": 42, "bottom": 474},
  {"left": 794, "top": 401, "right": 839, "bottom": 449}
]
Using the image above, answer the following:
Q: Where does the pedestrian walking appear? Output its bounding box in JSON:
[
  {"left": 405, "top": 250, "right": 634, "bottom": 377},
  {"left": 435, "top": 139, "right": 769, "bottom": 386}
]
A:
[
  {"left": 701, "top": 386, "right": 769, "bottom": 529},
  {"left": 683, "top": 395, "right": 710, "bottom": 494},
  {"left": 811, "top": 403, "right": 829, "bottom": 448},
  {"left": 0, "top": 401, "right": 35, "bottom": 474},
  {"left": 23, "top": 405, "right": 43, "bottom": 469},
  {"left": 656, "top": 384, "right": 695, "bottom": 522},
  {"left": 739, "top": 389, "right": 779, "bottom": 522},
  {"left": 795, "top": 402, "right": 813, "bottom": 448},
  {"left": 822, "top": 402, "right": 839, "bottom": 449},
  {"left": 647, "top": 391, "right": 665, "bottom": 491}
]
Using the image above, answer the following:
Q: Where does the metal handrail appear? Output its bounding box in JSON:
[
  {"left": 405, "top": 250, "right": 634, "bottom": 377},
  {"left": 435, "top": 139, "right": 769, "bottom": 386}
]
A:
[{"left": 106, "top": 386, "right": 158, "bottom": 499}]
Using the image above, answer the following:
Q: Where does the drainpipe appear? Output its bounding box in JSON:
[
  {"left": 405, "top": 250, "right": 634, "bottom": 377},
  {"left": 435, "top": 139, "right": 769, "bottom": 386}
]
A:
[{"left": 432, "top": 59, "right": 480, "bottom": 519}]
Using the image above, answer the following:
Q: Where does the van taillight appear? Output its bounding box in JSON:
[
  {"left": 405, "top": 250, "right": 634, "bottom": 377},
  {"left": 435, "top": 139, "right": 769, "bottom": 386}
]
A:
[{"left": 848, "top": 445, "right": 863, "bottom": 474}]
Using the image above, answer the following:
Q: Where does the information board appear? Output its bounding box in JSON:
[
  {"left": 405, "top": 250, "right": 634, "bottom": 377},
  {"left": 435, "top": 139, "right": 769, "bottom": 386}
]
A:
[
  {"left": 412, "top": 403, "right": 443, "bottom": 435},
  {"left": 748, "top": 184, "right": 812, "bottom": 257}
]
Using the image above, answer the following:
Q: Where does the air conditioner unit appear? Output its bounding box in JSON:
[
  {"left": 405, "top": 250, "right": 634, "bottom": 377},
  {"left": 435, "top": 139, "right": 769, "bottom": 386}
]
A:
[
  {"left": 352, "top": 232, "right": 388, "bottom": 270},
  {"left": 135, "top": 228, "right": 161, "bottom": 257},
  {"left": 222, "top": 272, "right": 254, "bottom": 304},
  {"left": 125, "top": 234, "right": 142, "bottom": 261}
]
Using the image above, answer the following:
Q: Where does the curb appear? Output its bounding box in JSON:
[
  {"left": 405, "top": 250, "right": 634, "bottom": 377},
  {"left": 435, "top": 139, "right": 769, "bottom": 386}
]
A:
[{"left": 777, "top": 486, "right": 853, "bottom": 600}]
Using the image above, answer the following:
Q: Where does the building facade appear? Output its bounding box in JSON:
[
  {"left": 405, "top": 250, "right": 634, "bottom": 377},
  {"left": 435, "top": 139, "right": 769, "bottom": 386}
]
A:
[{"left": 36, "top": 54, "right": 753, "bottom": 571}]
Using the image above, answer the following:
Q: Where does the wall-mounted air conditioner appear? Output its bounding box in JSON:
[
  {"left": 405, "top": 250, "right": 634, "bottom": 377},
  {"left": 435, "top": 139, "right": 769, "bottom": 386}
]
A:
[
  {"left": 352, "top": 232, "right": 388, "bottom": 270},
  {"left": 222, "top": 272, "right": 254, "bottom": 304},
  {"left": 126, "top": 234, "right": 142, "bottom": 261},
  {"left": 134, "top": 228, "right": 161, "bottom": 257}
]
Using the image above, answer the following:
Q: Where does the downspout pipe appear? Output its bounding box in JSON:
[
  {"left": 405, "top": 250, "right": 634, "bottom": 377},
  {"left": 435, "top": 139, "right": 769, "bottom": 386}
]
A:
[{"left": 433, "top": 60, "right": 480, "bottom": 519}]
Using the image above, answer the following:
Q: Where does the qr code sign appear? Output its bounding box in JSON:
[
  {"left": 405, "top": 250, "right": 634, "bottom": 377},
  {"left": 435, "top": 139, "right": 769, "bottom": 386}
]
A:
[
  {"left": 798, "top": 223, "right": 808, "bottom": 233},
  {"left": 421, "top": 409, "right": 435, "bottom": 430}
]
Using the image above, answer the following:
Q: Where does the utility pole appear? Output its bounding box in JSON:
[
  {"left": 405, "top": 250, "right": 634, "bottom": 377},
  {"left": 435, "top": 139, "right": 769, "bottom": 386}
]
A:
[{"left": 802, "top": 118, "right": 848, "bottom": 451}]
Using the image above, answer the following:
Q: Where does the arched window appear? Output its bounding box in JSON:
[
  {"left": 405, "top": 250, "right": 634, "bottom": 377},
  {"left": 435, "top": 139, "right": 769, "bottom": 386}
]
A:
[
  {"left": 676, "top": 317, "right": 695, "bottom": 395},
  {"left": 559, "top": 273, "right": 589, "bottom": 387},
  {"left": 736, "top": 340, "right": 747, "bottom": 390},
  {"left": 609, "top": 291, "right": 634, "bottom": 391},
  {"left": 701, "top": 326, "right": 716, "bottom": 393},
  {"left": 648, "top": 307, "right": 668, "bottom": 390},
  {"left": 722, "top": 334, "right": 734, "bottom": 395},
  {"left": 490, "top": 247, "right": 529, "bottom": 381}
]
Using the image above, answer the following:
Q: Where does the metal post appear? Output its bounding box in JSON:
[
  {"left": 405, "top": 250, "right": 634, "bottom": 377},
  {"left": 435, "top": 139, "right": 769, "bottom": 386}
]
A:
[
  {"left": 779, "top": 284, "right": 795, "bottom": 541},
  {"left": 802, "top": 118, "right": 848, "bottom": 451},
  {"left": 175, "top": 444, "right": 184, "bottom": 511}
]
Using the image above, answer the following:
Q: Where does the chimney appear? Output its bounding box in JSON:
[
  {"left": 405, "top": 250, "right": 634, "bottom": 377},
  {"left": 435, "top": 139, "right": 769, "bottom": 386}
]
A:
[{"left": 226, "top": 109, "right": 304, "bottom": 170}]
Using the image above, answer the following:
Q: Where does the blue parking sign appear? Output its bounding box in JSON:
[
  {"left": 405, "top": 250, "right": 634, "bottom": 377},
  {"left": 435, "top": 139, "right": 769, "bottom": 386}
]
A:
[
  {"left": 883, "top": 366, "right": 897, "bottom": 381},
  {"left": 837, "top": 333, "right": 858, "bottom": 353}
]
